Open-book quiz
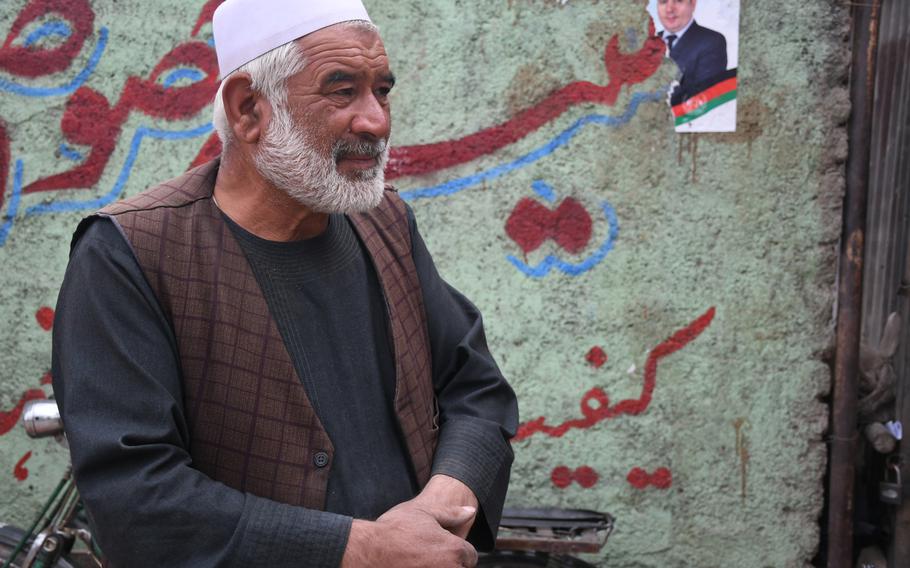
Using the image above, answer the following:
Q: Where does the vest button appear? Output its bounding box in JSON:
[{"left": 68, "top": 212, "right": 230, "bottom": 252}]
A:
[{"left": 313, "top": 451, "right": 329, "bottom": 468}]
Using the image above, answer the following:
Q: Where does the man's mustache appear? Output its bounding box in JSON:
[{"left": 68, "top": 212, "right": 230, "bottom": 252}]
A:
[{"left": 333, "top": 138, "right": 388, "bottom": 160}]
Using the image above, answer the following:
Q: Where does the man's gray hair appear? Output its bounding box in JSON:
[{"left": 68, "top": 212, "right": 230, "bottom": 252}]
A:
[
  {"left": 212, "top": 41, "right": 306, "bottom": 147},
  {"left": 211, "top": 20, "right": 379, "bottom": 148}
]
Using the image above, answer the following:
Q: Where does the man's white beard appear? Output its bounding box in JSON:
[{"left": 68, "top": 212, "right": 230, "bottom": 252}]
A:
[{"left": 252, "top": 103, "right": 388, "bottom": 214}]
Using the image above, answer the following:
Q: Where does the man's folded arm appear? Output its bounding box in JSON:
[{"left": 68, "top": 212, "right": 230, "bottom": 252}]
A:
[
  {"left": 52, "top": 219, "right": 352, "bottom": 568},
  {"left": 407, "top": 208, "right": 520, "bottom": 550}
]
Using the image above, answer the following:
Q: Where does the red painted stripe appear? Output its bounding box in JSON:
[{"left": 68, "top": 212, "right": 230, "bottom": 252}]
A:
[
  {"left": 386, "top": 25, "right": 666, "bottom": 179},
  {"left": 191, "top": 0, "right": 225, "bottom": 37}
]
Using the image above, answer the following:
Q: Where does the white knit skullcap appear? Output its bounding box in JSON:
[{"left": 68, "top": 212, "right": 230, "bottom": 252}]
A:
[{"left": 213, "top": 0, "right": 372, "bottom": 78}]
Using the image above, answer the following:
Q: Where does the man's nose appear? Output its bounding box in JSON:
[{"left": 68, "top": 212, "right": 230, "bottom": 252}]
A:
[{"left": 350, "top": 93, "right": 390, "bottom": 140}]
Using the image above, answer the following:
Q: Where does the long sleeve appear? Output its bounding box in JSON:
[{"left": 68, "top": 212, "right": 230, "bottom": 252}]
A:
[
  {"left": 407, "top": 207, "right": 519, "bottom": 551},
  {"left": 51, "top": 219, "right": 352, "bottom": 568}
]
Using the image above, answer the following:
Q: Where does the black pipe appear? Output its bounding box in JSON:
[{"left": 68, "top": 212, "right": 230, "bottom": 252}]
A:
[{"left": 827, "top": 0, "right": 881, "bottom": 566}]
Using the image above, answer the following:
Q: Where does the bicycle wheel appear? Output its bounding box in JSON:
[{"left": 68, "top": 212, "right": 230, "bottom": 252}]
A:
[{"left": 0, "top": 525, "right": 76, "bottom": 568}]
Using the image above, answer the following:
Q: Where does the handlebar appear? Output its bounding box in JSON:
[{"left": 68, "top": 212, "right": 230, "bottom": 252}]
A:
[{"left": 21, "top": 400, "right": 64, "bottom": 439}]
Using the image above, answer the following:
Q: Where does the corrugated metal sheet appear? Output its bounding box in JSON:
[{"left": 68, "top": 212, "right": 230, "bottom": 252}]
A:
[
  {"left": 862, "top": 0, "right": 910, "bottom": 381},
  {"left": 860, "top": 0, "right": 910, "bottom": 561}
]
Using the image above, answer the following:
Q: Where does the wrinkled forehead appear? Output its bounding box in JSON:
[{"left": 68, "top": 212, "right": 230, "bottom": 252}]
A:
[{"left": 292, "top": 24, "right": 391, "bottom": 86}]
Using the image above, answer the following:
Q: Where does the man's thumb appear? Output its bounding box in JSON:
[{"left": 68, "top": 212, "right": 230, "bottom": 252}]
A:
[{"left": 436, "top": 505, "right": 477, "bottom": 530}]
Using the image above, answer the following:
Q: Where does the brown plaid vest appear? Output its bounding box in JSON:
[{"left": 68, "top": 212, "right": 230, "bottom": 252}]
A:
[{"left": 87, "top": 159, "right": 438, "bottom": 510}]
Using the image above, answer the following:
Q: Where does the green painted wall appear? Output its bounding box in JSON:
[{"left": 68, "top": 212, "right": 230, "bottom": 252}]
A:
[{"left": 0, "top": 1, "right": 849, "bottom": 565}]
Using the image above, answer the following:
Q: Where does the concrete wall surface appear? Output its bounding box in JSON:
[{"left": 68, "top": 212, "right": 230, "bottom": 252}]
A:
[{"left": 0, "top": 1, "right": 850, "bottom": 566}]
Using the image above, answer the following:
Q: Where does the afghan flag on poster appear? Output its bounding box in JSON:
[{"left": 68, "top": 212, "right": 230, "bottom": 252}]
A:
[{"left": 672, "top": 69, "right": 738, "bottom": 127}]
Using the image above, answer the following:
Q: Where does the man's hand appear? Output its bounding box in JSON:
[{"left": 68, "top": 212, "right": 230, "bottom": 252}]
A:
[
  {"left": 340, "top": 475, "right": 481, "bottom": 567},
  {"left": 341, "top": 503, "right": 477, "bottom": 567},
  {"left": 408, "top": 474, "right": 479, "bottom": 539}
]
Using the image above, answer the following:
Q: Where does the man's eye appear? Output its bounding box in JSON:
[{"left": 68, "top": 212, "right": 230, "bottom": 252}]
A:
[
  {"left": 376, "top": 87, "right": 392, "bottom": 97},
  {"left": 334, "top": 88, "right": 355, "bottom": 96}
]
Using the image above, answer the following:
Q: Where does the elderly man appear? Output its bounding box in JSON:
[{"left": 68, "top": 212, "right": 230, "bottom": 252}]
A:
[
  {"left": 51, "top": 1, "right": 518, "bottom": 566},
  {"left": 657, "top": 0, "right": 727, "bottom": 99}
]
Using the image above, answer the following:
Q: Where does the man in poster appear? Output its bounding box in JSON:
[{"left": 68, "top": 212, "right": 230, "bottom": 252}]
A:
[{"left": 657, "top": 0, "right": 727, "bottom": 100}]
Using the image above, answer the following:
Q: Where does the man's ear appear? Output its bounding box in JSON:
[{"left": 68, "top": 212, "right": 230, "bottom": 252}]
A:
[{"left": 221, "top": 72, "right": 272, "bottom": 144}]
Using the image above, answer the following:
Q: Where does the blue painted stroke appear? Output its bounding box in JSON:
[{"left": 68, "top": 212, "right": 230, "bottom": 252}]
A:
[
  {"left": 163, "top": 68, "right": 205, "bottom": 89},
  {"left": 531, "top": 180, "right": 557, "bottom": 203},
  {"left": 506, "top": 201, "right": 619, "bottom": 278},
  {"left": 24, "top": 22, "right": 72, "bottom": 47},
  {"left": 0, "top": 26, "right": 108, "bottom": 97},
  {"left": 59, "top": 144, "right": 84, "bottom": 162},
  {"left": 0, "top": 160, "right": 25, "bottom": 247},
  {"left": 400, "top": 90, "right": 663, "bottom": 202},
  {"left": 27, "top": 122, "right": 213, "bottom": 215}
]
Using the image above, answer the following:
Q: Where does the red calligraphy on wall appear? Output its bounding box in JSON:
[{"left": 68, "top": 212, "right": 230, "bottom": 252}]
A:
[
  {"left": 3, "top": 2, "right": 665, "bottom": 200},
  {"left": 192, "top": 0, "right": 226, "bottom": 38},
  {"left": 627, "top": 467, "right": 672, "bottom": 489},
  {"left": 551, "top": 465, "right": 599, "bottom": 489},
  {"left": 35, "top": 306, "right": 54, "bottom": 331},
  {"left": 514, "top": 307, "right": 715, "bottom": 442},
  {"left": 586, "top": 346, "right": 608, "bottom": 368},
  {"left": 0, "top": 0, "right": 94, "bottom": 78},
  {"left": 4, "top": 0, "right": 222, "bottom": 195},
  {"left": 506, "top": 197, "right": 593, "bottom": 254},
  {"left": 385, "top": 21, "right": 665, "bottom": 179},
  {"left": 0, "top": 390, "right": 47, "bottom": 437},
  {"left": 24, "top": 41, "right": 219, "bottom": 195},
  {"left": 14, "top": 451, "right": 32, "bottom": 481}
]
